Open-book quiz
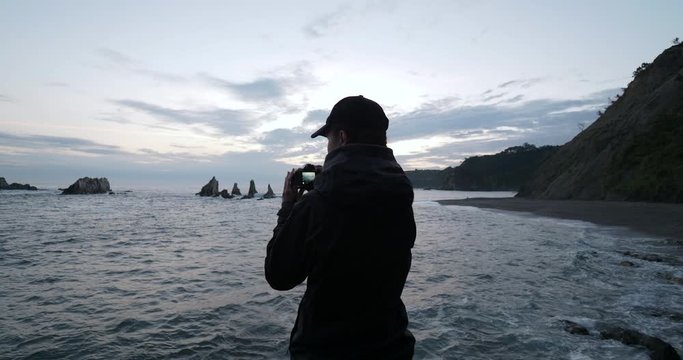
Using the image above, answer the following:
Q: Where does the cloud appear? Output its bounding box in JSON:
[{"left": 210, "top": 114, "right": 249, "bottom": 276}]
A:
[
  {"left": 303, "top": 4, "right": 352, "bottom": 38},
  {"left": 258, "top": 125, "right": 327, "bottom": 166},
  {"left": 201, "top": 63, "right": 319, "bottom": 103},
  {"left": 497, "top": 78, "right": 544, "bottom": 89},
  {"left": 96, "top": 48, "right": 187, "bottom": 83},
  {"left": 301, "top": 109, "right": 328, "bottom": 126},
  {"left": 388, "top": 89, "right": 616, "bottom": 142},
  {"left": 204, "top": 76, "right": 285, "bottom": 102},
  {"left": 45, "top": 82, "right": 69, "bottom": 87},
  {"left": 504, "top": 94, "right": 525, "bottom": 103},
  {"left": 112, "top": 99, "right": 257, "bottom": 136},
  {"left": 96, "top": 48, "right": 135, "bottom": 65},
  {"left": 0, "top": 94, "right": 13, "bottom": 102},
  {"left": 482, "top": 92, "right": 506, "bottom": 102},
  {"left": 134, "top": 148, "right": 210, "bottom": 164},
  {"left": 0, "top": 131, "right": 124, "bottom": 156}
]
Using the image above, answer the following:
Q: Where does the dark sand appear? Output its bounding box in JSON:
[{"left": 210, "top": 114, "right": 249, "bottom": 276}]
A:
[{"left": 438, "top": 198, "right": 683, "bottom": 242}]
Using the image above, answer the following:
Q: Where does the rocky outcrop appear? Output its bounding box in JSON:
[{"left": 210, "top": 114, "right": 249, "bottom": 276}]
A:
[
  {"left": 624, "top": 251, "right": 663, "bottom": 262},
  {"left": 197, "top": 176, "right": 220, "bottom": 197},
  {"left": 562, "top": 321, "right": 681, "bottom": 360},
  {"left": 562, "top": 320, "right": 589, "bottom": 335},
  {"left": 600, "top": 327, "right": 681, "bottom": 360},
  {"left": 242, "top": 180, "right": 258, "bottom": 199},
  {"left": 220, "top": 189, "right": 233, "bottom": 199},
  {"left": 0, "top": 177, "right": 38, "bottom": 190},
  {"left": 61, "top": 177, "right": 110, "bottom": 194},
  {"left": 262, "top": 184, "right": 276, "bottom": 199},
  {"left": 518, "top": 43, "right": 683, "bottom": 202},
  {"left": 231, "top": 183, "right": 241, "bottom": 196}
]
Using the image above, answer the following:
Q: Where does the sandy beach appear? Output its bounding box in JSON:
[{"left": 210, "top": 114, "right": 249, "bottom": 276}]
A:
[{"left": 437, "top": 198, "right": 683, "bottom": 242}]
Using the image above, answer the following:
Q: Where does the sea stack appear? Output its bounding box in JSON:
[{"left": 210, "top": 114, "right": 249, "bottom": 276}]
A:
[
  {"left": 231, "top": 182, "right": 241, "bottom": 196},
  {"left": 242, "top": 180, "right": 258, "bottom": 199},
  {"left": 61, "top": 177, "right": 111, "bottom": 194},
  {"left": 220, "top": 189, "right": 233, "bottom": 199},
  {"left": 263, "top": 184, "right": 276, "bottom": 199},
  {"left": 197, "top": 176, "right": 220, "bottom": 197}
]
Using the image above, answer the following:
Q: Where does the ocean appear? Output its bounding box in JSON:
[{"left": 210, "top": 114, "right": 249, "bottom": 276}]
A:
[{"left": 1, "top": 189, "right": 681, "bottom": 359}]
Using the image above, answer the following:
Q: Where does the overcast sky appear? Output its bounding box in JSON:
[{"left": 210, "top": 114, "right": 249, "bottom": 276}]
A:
[{"left": 1, "top": 0, "right": 681, "bottom": 190}]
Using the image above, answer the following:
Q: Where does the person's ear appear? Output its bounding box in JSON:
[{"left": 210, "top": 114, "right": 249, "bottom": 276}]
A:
[{"left": 339, "top": 129, "right": 349, "bottom": 145}]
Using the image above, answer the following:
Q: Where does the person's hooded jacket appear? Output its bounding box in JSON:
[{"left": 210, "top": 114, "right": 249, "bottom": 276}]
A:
[{"left": 265, "top": 144, "right": 416, "bottom": 359}]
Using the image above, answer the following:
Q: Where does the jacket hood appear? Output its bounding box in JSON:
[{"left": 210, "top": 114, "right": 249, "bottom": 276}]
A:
[{"left": 314, "top": 144, "right": 414, "bottom": 206}]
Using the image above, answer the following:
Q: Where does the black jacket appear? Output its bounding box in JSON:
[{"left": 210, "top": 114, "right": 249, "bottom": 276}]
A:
[{"left": 265, "top": 144, "right": 416, "bottom": 359}]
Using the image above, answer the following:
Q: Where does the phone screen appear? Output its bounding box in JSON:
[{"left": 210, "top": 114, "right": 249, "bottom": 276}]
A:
[{"left": 301, "top": 172, "right": 316, "bottom": 184}]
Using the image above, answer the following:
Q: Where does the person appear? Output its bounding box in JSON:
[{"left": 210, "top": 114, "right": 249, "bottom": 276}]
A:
[{"left": 265, "top": 95, "right": 416, "bottom": 359}]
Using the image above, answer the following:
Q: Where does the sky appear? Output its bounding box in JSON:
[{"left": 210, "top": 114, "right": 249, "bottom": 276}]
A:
[{"left": 1, "top": 0, "right": 681, "bottom": 191}]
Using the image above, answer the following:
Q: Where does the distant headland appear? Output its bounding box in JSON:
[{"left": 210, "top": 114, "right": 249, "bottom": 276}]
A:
[{"left": 406, "top": 143, "right": 559, "bottom": 192}]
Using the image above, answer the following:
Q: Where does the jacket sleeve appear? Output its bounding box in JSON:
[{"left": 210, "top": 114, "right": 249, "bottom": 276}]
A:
[{"left": 264, "top": 198, "right": 312, "bottom": 291}]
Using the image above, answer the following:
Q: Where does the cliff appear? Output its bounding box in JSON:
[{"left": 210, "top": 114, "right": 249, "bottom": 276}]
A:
[{"left": 518, "top": 43, "right": 683, "bottom": 203}]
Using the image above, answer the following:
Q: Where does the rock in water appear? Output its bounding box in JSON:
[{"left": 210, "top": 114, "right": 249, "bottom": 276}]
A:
[
  {"left": 562, "top": 320, "right": 590, "bottom": 335},
  {"left": 242, "top": 180, "right": 258, "bottom": 199},
  {"left": 263, "top": 184, "right": 276, "bottom": 199},
  {"left": 231, "top": 183, "right": 241, "bottom": 196},
  {"left": 220, "top": 189, "right": 233, "bottom": 199},
  {"left": 0, "top": 177, "right": 38, "bottom": 190},
  {"left": 600, "top": 327, "right": 681, "bottom": 360},
  {"left": 61, "top": 177, "right": 111, "bottom": 194},
  {"left": 624, "top": 251, "right": 664, "bottom": 262},
  {"left": 197, "top": 176, "right": 220, "bottom": 197}
]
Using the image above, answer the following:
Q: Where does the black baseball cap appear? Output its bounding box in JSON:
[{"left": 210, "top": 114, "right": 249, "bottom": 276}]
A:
[{"left": 310, "top": 95, "right": 389, "bottom": 138}]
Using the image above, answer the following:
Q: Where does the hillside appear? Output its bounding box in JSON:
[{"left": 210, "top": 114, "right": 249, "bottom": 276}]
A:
[
  {"left": 518, "top": 43, "right": 683, "bottom": 203},
  {"left": 406, "top": 144, "right": 559, "bottom": 191}
]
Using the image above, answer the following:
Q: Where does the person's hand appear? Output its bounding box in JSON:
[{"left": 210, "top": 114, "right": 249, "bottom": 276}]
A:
[{"left": 282, "top": 168, "right": 304, "bottom": 203}]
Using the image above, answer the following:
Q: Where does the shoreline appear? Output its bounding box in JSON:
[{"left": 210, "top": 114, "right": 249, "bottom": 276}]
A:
[{"left": 437, "top": 198, "right": 683, "bottom": 242}]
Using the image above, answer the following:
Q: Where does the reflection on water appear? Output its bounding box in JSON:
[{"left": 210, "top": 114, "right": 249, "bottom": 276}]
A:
[{"left": 0, "top": 189, "right": 680, "bottom": 359}]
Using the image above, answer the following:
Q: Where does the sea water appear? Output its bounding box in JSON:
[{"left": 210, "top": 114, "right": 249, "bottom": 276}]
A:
[{"left": 1, "top": 189, "right": 681, "bottom": 359}]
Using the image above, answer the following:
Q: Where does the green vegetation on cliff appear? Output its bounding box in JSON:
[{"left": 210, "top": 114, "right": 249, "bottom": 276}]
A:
[
  {"left": 406, "top": 143, "right": 559, "bottom": 191},
  {"left": 606, "top": 112, "right": 683, "bottom": 202}
]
